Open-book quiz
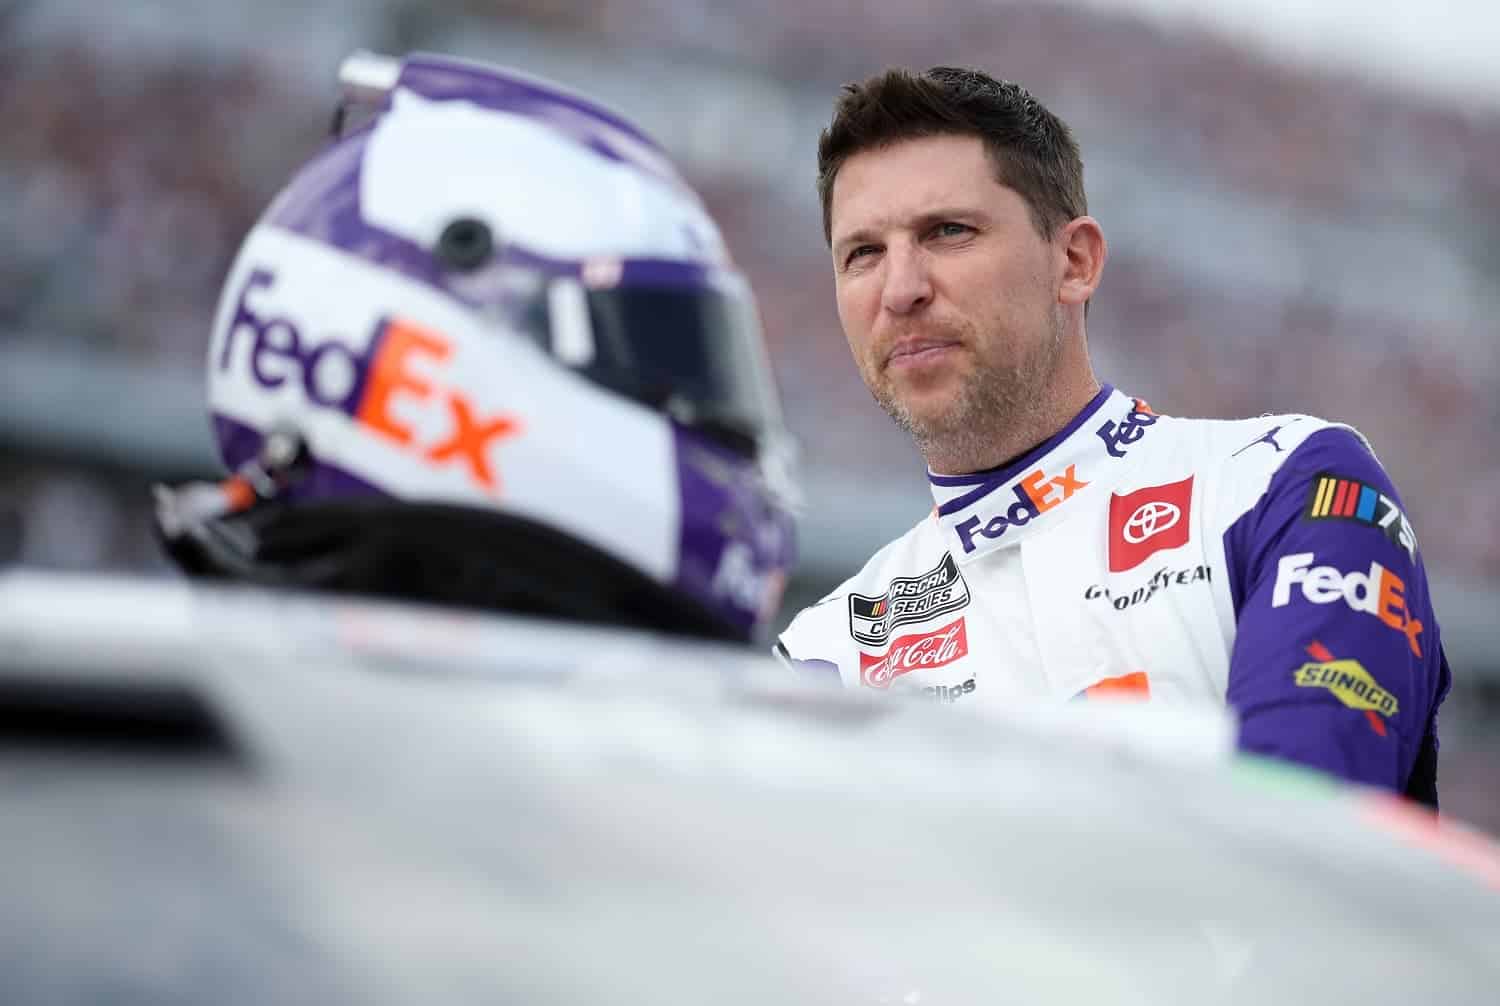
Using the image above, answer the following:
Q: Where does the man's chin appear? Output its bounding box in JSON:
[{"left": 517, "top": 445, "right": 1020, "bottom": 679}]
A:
[
  {"left": 884, "top": 395, "right": 965, "bottom": 443},
  {"left": 894, "top": 381, "right": 964, "bottom": 421}
]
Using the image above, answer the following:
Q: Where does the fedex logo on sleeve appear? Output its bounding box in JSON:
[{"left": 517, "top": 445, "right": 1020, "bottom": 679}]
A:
[
  {"left": 216, "top": 267, "right": 521, "bottom": 493},
  {"left": 1271, "top": 552, "right": 1423, "bottom": 657}
]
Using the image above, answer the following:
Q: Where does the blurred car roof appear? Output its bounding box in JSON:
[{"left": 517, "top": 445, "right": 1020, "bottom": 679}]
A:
[{"left": 0, "top": 568, "right": 1497, "bottom": 1005}]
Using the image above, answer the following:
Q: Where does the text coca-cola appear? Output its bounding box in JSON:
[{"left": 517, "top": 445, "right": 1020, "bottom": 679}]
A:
[{"left": 858, "top": 618, "right": 970, "bottom": 689}]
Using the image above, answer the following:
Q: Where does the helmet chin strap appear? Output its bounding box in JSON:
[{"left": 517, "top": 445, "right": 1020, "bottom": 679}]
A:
[
  {"left": 154, "top": 467, "right": 752, "bottom": 646},
  {"left": 153, "top": 429, "right": 313, "bottom": 579}
]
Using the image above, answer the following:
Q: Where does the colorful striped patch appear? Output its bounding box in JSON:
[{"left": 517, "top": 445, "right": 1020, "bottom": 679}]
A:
[{"left": 1304, "top": 472, "right": 1418, "bottom": 561}]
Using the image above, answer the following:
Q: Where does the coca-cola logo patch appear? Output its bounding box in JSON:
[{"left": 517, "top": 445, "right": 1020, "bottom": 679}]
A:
[{"left": 858, "top": 617, "right": 970, "bottom": 689}]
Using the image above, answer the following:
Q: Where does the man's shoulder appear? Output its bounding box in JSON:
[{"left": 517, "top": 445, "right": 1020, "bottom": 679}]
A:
[
  {"left": 1149, "top": 409, "right": 1350, "bottom": 456},
  {"left": 1147, "top": 409, "right": 1380, "bottom": 526},
  {"left": 778, "top": 512, "right": 940, "bottom": 650},
  {"left": 1145, "top": 410, "right": 1366, "bottom": 477}
]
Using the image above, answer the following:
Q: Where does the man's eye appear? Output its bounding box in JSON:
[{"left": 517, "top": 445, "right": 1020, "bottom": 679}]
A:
[
  {"left": 933, "top": 222, "right": 970, "bottom": 238},
  {"left": 845, "top": 245, "right": 878, "bottom": 265}
]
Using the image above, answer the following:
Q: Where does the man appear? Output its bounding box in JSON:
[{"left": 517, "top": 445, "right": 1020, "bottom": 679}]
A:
[
  {"left": 775, "top": 67, "right": 1450, "bottom": 805},
  {"left": 153, "top": 50, "right": 796, "bottom": 645}
]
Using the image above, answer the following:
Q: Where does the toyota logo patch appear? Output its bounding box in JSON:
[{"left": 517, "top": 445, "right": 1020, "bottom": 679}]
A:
[
  {"left": 1108, "top": 476, "right": 1194, "bottom": 571},
  {"left": 1123, "top": 501, "right": 1181, "bottom": 543}
]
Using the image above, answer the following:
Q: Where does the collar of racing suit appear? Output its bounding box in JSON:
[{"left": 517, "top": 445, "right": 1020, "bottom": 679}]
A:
[{"left": 927, "top": 385, "right": 1157, "bottom": 563}]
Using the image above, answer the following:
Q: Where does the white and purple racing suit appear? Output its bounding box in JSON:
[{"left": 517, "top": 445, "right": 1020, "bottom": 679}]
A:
[{"left": 777, "top": 386, "right": 1450, "bottom": 805}]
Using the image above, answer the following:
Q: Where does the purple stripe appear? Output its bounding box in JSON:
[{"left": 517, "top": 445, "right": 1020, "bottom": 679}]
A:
[
  {"left": 928, "top": 383, "right": 1114, "bottom": 489},
  {"left": 672, "top": 424, "right": 796, "bottom": 638},
  {"left": 212, "top": 413, "right": 389, "bottom": 502},
  {"left": 264, "top": 126, "right": 454, "bottom": 298},
  {"left": 936, "top": 481, "right": 1003, "bottom": 518},
  {"left": 213, "top": 412, "right": 267, "bottom": 472},
  {"left": 397, "top": 54, "right": 683, "bottom": 188},
  {"left": 258, "top": 54, "right": 734, "bottom": 315},
  {"left": 264, "top": 120, "right": 730, "bottom": 310}
]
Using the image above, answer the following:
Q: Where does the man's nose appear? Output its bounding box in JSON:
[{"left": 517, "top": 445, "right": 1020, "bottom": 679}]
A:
[{"left": 880, "top": 243, "right": 933, "bottom": 316}]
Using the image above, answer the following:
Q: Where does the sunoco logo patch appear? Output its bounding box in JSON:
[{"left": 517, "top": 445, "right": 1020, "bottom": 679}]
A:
[
  {"left": 848, "top": 552, "right": 970, "bottom": 646},
  {"left": 1295, "top": 658, "right": 1398, "bottom": 718}
]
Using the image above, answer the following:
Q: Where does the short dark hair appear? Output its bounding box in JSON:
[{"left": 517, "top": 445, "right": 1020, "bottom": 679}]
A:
[{"left": 816, "top": 67, "right": 1086, "bottom": 245}]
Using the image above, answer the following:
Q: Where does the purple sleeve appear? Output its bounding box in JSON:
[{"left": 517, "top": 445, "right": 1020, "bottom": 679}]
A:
[
  {"left": 1223, "top": 428, "right": 1450, "bottom": 806},
  {"left": 773, "top": 640, "right": 842, "bottom": 685}
]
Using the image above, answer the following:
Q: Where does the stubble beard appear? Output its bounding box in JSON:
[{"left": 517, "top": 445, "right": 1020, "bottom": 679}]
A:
[{"left": 869, "top": 312, "right": 1065, "bottom": 474}]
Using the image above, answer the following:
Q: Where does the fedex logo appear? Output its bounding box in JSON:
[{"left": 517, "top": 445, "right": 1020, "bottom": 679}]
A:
[
  {"left": 1271, "top": 552, "right": 1424, "bottom": 658},
  {"left": 217, "top": 268, "right": 521, "bottom": 493},
  {"left": 1095, "top": 398, "right": 1157, "bottom": 458},
  {"left": 954, "top": 465, "right": 1087, "bottom": 554},
  {"left": 711, "top": 541, "right": 785, "bottom": 620}
]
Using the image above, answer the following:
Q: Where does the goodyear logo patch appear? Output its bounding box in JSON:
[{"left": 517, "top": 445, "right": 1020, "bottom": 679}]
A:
[{"left": 1294, "top": 659, "right": 1398, "bottom": 718}]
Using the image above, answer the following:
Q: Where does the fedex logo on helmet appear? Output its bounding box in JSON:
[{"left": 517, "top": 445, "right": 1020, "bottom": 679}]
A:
[
  {"left": 1271, "top": 552, "right": 1424, "bottom": 658},
  {"left": 954, "top": 465, "right": 1088, "bottom": 554},
  {"left": 216, "top": 267, "right": 521, "bottom": 493}
]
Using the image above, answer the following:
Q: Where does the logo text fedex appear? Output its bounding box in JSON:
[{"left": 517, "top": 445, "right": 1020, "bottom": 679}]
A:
[
  {"left": 954, "top": 465, "right": 1087, "bottom": 553},
  {"left": 1095, "top": 398, "right": 1156, "bottom": 458},
  {"left": 711, "top": 541, "right": 783, "bottom": 619},
  {"left": 217, "top": 268, "right": 521, "bottom": 492},
  {"left": 1271, "top": 552, "right": 1424, "bottom": 657}
]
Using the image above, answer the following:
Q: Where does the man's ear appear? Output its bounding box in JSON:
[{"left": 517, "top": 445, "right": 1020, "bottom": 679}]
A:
[{"left": 1057, "top": 216, "right": 1107, "bottom": 307}]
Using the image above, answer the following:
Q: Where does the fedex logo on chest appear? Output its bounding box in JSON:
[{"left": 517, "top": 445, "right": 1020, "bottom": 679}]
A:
[
  {"left": 954, "top": 465, "right": 1088, "bottom": 553},
  {"left": 215, "top": 267, "right": 520, "bottom": 492}
]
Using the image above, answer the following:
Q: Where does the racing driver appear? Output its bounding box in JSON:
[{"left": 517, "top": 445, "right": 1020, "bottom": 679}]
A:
[{"left": 776, "top": 66, "right": 1451, "bottom": 806}]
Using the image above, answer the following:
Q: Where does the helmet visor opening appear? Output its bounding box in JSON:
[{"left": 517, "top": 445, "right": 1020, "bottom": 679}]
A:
[{"left": 532, "top": 275, "right": 784, "bottom": 459}]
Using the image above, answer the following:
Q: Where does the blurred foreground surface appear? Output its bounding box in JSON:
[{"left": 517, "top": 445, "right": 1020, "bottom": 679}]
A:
[{"left": 2, "top": 570, "right": 1499, "bottom": 1005}]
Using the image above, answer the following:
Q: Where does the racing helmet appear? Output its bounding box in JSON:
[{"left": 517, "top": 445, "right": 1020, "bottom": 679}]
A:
[{"left": 156, "top": 51, "right": 796, "bottom": 644}]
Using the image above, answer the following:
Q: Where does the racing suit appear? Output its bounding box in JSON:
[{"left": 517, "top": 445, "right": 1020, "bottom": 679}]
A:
[{"left": 777, "top": 385, "right": 1450, "bottom": 805}]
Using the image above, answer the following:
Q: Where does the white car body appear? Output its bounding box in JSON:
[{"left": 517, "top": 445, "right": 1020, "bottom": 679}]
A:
[{"left": 0, "top": 569, "right": 1496, "bottom": 1004}]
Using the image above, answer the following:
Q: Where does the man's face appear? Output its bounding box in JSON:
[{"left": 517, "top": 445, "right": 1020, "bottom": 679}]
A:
[{"left": 829, "top": 134, "right": 1068, "bottom": 463}]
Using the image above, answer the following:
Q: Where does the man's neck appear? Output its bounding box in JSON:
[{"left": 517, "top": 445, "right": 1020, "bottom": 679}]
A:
[{"left": 924, "top": 371, "right": 1102, "bottom": 477}]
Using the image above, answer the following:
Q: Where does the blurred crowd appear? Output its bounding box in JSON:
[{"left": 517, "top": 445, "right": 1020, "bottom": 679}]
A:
[{"left": 2, "top": 0, "right": 1499, "bottom": 589}]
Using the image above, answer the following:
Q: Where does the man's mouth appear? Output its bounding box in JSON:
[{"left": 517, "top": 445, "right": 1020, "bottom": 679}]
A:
[{"left": 886, "top": 338, "right": 961, "bottom": 369}]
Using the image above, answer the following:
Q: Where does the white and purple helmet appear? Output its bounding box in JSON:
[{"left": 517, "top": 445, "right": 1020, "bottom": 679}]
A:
[{"left": 176, "top": 51, "right": 796, "bottom": 643}]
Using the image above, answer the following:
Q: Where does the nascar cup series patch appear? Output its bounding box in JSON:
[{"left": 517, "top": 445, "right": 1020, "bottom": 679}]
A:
[{"left": 848, "top": 552, "right": 970, "bottom": 646}]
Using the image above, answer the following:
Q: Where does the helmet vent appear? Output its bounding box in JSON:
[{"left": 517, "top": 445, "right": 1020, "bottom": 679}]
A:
[{"left": 436, "top": 217, "right": 495, "bottom": 270}]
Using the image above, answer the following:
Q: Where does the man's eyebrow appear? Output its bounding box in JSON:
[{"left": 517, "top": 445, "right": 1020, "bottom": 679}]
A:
[
  {"left": 911, "top": 207, "right": 986, "bottom": 228},
  {"left": 833, "top": 208, "right": 988, "bottom": 251},
  {"left": 831, "top": 227, "right": 880, "bottom": 254}
]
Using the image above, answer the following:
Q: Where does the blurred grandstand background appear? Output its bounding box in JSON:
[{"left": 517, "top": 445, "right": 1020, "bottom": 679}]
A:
[{"left": 2, "top": 0, "right": 1498, "bottom": 825}]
